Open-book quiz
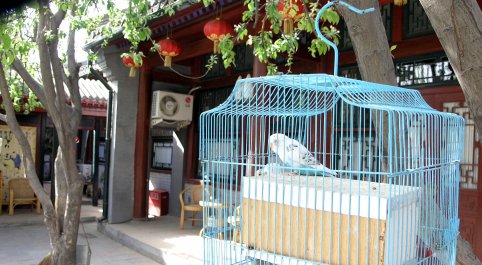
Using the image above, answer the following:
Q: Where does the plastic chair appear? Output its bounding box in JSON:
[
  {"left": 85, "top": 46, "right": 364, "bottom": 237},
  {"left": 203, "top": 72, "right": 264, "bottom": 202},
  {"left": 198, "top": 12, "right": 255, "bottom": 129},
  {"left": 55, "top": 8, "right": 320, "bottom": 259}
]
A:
[
  {"left": 8, "top": 178, "right": 41, "bottom": 215},
  {"left": 179, "top": 185, "right": 203, "bottom": 229}
]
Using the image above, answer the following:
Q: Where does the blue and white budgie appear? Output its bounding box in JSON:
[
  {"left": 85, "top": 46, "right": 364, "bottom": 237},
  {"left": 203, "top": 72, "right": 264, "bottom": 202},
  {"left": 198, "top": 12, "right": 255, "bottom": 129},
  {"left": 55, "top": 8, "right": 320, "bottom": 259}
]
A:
[
  {"left": 255, "top": 163, "right": 300, "bottom": 177},
  {"left": 268, "top": 133, "right": 337, "bottom": 177}
]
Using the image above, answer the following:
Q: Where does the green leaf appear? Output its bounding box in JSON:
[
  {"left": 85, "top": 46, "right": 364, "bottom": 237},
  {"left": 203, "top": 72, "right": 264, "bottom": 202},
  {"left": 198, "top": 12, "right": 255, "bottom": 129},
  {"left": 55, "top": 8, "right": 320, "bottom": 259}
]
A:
[
  {"left": 2, "top": 34, "right": 11, "bottom": 49},
  {"left": 150, "top": 43, "right": 160, "bottom": 52},
  {"left": 6, "top": 50, "right": 15, "bottom": 65},
  {"left": 138, "top": 30, "right": 146, "bottom": 41},
  {"left": 219, "top": 37, "right": 236, "bottom": 69},
  {"left": 267, "top": 63, "right": 277, "bottom": 76}
]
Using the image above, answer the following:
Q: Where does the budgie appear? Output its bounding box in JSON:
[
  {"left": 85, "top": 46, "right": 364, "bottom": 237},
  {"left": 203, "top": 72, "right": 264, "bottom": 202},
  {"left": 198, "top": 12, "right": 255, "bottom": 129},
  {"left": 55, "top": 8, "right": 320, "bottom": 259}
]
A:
[{"left": 268, "top": 133, "right": 337, "bottom": 177}]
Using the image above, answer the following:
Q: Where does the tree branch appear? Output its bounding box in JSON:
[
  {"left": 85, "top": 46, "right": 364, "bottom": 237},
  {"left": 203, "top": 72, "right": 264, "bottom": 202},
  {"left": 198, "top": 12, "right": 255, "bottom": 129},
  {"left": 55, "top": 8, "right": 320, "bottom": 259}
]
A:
[
  {"left": 48, "top": 33, "right": 71, "bottom": 131},
  {"left": 37, "top": 0, "right": 61, "bottom": 125},
  {"left": 12, "top": 58, "right": 48, "bottom": 105},
  {"left": 253, "top": 0, "right": 260, "bottom": 29},
  {"left": 62, "top": 68, "right": 72, "bottom": 92},
  {"left": 303, "top": 1, "right": 315, "bottom": 33},
  {"left": 66, "top": 7, "right": 82, "bottom": 130},
  {"left": 47, "top": 6, "right": 83, "bottom": 142},
  {"left": 54, "top": 148, "right": 67, "bottom": 232},
  {"left": 52, "top": 8, "right": 67, "bottom": 30}
]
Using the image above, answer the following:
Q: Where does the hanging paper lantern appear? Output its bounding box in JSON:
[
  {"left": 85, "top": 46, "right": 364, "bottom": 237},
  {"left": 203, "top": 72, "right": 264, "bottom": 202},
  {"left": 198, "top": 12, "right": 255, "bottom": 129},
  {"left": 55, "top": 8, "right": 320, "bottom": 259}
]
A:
[
  {"left": 277, "top": 0, "right": 304, "bottom": 34},
  {"left": 121, "top": 54, "right": 142, "bottom": 77},
  {"left": 203, "top": 18, "right": 234, "bottom": 54},
  {"left": 157, "top": 37, "right": 182, "bottom": 67}
]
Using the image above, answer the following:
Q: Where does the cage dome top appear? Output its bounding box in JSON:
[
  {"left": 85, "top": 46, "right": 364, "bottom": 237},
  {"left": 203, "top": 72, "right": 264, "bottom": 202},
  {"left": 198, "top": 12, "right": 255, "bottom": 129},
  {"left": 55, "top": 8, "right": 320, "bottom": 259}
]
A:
[{"left": 202, "top": 74, "right": 444, "bottom": 117}]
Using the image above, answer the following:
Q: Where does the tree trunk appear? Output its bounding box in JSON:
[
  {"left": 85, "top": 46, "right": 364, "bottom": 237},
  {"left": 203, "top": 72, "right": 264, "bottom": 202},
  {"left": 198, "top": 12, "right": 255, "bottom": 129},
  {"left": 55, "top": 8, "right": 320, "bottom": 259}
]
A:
[
  {"left": 336, "top": 0, "right": 397, "bottom": 85},
  {"left": 335, "top": 0, "right": 396, "bottom": 176},
  {"left": 419, "top": 0, "right": 482, "bottom": 263},
  {"left": 334, "top": 0, "right": 480, "bottom": 262},
  {"left": 0, "top": 1, "right": 84, "bottom": 263},
  {"left": 457, "top": 236, "right": 482, "bottom": 264},
  {"left": 419, "top": 0, "right": 482, "bottom": 138},
  {"left": 51, "top": 148, "right": 83, "bottom": 265}
]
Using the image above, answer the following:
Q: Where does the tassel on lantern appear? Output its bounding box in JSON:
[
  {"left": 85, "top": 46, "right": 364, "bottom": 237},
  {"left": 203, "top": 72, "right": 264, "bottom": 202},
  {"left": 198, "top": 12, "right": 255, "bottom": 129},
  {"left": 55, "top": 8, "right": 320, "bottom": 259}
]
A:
[
  {"left": 394, "top": 0, "right": 407, "bottom": 5},
  {"left": 158, "top": 37, "right": 182, "bottom": 68},
  {"left": 129, "top": 67, "right": 136, "bottom": 77},
  {"left": 164, "top": 56, "right": 172, "bottom": 67},
  {"left": 278, "top": 0, "right": 304, "bottom": 35},
  {"left": 283, "top": 18, "right": 294, "bottom": 34},
  {"left": 213, "top": 40, "right": 220, "bottom": 54},
  {"left": 121, "top": 55, "right": 142, "bottom": 78}
]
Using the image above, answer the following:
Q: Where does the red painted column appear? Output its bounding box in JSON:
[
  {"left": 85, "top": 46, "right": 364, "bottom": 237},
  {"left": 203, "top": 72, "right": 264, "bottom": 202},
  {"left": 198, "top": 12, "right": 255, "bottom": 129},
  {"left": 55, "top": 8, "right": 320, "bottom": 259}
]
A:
[
  {"left": 252, "top": 57, "right": 267, "bottom": 77},
  {"left": 133, "top": 63, "right": 152, "bottom": 218},
  {"left": 245, "top": 57, "right": 267, "bottom": 176},
  {"left": 184, "top": 57, "right": 202, "bottom": 184},
  {"left": 392, "top": 4, "right": 403, "bottom": 43}
]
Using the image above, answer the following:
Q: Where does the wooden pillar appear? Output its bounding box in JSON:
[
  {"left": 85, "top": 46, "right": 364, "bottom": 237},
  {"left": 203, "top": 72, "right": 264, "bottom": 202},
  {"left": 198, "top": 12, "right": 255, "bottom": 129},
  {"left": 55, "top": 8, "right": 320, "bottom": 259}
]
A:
[
  {"left": 252, "top": 57, "right": 267, "bottom": 77},
  {"left": 184, "top": 57, "right": 201, "bottom": 184},
  {"left": 133, "top": 63, "right": 152, "bottom": 218},
  {"left": 392, "top": 4, "right": 403, "bottom": 43},
  {"left": 245, "top": 57, "right": 267, "bottom": 176}
]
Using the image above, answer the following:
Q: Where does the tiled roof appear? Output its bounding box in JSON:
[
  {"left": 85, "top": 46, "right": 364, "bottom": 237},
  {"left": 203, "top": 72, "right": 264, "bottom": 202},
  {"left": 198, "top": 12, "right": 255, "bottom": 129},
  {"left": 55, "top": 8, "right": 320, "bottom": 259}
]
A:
[
  {"left": 79, "top": 78, "right": 109, "bottom": 108},
  {"left": 85, "top": 0, "right": 238, "bottom": 50},
  {"left": 65, "top": 78, "right": 109, "bottom": 109}
]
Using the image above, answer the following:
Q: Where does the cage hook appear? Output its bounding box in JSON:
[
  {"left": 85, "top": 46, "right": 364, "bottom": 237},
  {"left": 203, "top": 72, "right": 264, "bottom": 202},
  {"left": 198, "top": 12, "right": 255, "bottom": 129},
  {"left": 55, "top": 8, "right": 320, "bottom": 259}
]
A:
[{"left": 315, "top": 1, "right": 375, "bottom": 76}]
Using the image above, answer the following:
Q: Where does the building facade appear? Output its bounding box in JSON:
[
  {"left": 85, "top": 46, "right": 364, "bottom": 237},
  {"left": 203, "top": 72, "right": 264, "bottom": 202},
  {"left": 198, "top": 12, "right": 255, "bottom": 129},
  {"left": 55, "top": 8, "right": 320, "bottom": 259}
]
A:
[{"left": 94, "top": 0, "right": 482, "bottom": 259}]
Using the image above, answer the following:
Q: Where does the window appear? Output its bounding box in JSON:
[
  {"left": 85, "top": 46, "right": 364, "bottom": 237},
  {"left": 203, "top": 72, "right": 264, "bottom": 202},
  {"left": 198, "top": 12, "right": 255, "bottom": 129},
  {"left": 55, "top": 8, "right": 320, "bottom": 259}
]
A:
[
  {"left": 339, "top": 52, "right": 458, "bottom": 88},
  {"left": 99, "top": 142, "right": 106, "bottom": 162},
  {"left": 151, "top": 138, "right": 173, "bottom": 170},
  {"left": 403, "top": 0, "right": 434, "bottom": 38},
  {"left": 396, "top": 53, "right": 457, "bottom": 87},
  {"left": 198, "top": 138, "right": 239, "bottom": 183},
  {"left": 199, "top": 87, "right": 233, "bottom": 113},
  {"left": 233, "top": 44, "right": 254, "bottom": 74}
]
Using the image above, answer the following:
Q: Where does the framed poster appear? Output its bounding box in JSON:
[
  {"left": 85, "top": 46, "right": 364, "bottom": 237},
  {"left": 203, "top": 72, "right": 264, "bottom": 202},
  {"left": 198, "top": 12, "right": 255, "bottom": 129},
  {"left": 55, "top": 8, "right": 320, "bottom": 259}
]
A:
[
  {"left": 151, "top": 138, "right": 173, "bottom": 170},
  {"left": 0, "top": 125, "right": 37, "bottom": 205}
]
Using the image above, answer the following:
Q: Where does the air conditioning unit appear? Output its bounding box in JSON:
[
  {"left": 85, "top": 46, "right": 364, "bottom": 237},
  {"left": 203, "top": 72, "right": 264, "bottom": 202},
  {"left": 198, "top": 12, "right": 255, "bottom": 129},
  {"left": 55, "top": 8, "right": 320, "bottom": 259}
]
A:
[{"left": 151, "top": 91, "right": 194, "bottom": 122}]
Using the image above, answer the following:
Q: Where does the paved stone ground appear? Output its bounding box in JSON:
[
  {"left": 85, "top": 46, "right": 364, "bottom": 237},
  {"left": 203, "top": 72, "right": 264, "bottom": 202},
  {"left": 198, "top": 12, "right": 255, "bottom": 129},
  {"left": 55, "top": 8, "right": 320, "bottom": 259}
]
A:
[{"left": 0, "top": 221, "right": 160, "bottom": 265}]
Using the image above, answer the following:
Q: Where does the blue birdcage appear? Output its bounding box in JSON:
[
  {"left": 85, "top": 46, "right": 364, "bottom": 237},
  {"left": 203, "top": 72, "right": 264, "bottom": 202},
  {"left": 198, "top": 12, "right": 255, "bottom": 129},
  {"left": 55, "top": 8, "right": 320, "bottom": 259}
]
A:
[{"left": 198, "top": 2, "right": 464, "bottom": 265}]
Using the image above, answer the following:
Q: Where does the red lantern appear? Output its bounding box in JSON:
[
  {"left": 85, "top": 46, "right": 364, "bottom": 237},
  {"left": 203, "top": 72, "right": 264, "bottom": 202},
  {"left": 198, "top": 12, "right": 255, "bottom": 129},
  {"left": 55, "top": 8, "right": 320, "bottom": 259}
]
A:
[
  {"left": 157, "top": 37, "right": 182, "bottom": 67},
  {"left": 203, "top": 18, "right": 234, "bottom": 54},
  {"left": 277, "top": 0, "right": 304, "bottom": 34},
  {"left": 121, "top": 55, "right": 142, "bottom": 77}
]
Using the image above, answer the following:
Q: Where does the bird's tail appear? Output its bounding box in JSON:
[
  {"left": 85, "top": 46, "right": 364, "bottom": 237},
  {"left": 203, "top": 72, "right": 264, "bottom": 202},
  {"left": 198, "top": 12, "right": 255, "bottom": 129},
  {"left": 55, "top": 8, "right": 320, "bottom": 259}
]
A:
[
  {"left": 314, "top": 165, "right": 337, "bottom": 176},
  {"left": 297, "top": 165, "right": 337, "bottom": 177}
]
